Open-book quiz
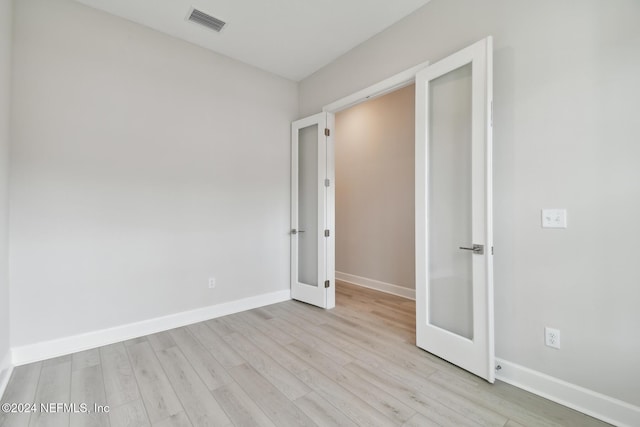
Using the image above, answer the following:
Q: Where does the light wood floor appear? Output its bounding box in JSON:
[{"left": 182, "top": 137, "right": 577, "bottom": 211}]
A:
[{"left": 1, "top": 282, "right": 610, "bottom": 427}]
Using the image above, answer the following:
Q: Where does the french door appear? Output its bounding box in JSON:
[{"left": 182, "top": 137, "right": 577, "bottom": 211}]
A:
[
  {"left": 290, "top": 112, "right": 335, "bottom": 309},
  {"left": 415, "top": 37, "right": 495, "bottom": 381}
]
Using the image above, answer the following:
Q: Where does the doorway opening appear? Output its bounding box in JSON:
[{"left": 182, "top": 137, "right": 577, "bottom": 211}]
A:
[
  {"left": 332, "top": 84, "right": 417, "bottom": 340},
  {"left": 291, "top": 37, "right": 494, "bottom": 382}
]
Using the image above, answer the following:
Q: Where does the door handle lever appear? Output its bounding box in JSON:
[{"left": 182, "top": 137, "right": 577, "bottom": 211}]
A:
[
  {"left": 291, "top": 229, "right": 306, "bottom": 234},
  {"left": 459, "top": 244, "right": 484, "bottom": 254}
]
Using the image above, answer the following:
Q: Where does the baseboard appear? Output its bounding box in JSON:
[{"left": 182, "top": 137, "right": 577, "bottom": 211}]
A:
[
  {"left": 335, "top": 271, "right": 415, "bottom": 300},
  {"left": 0, "top": 351, "right": 13, "bottom": 400},
  {"left": 12, "top": 289, "right": 291, "bottom": 366},
  {"left": 496, "top": 358, "right": 640, "bottom": 427}
]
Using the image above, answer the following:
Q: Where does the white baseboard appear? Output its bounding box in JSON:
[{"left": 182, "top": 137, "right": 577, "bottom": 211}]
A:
[
  {"left": 335, "top": 271, "right": 415, "bottom": 300},
  {"left": 496, "top": 358, "right": 640, "bottom": 427},
  {"left": 12, "top": 289, "right": 291, "bottom": 366},
  {"left": 0, "top": 351, "right": 13, "bottom": 400}
]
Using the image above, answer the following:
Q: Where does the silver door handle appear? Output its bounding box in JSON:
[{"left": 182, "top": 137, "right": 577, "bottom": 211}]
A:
[
  {"left": 459, "top": 244, "right": 484, "bottom": 254},
  {"left": 291, "top": 229, "right": 306, "bottom": 234}
]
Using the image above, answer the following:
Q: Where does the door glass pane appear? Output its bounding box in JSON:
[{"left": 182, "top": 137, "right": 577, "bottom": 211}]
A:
[
  {"left": 298, "top": 124, "right": 318, "bottom": 286},
  {"left": 428, "top": 63, "right": 473, "bottom": 339}
]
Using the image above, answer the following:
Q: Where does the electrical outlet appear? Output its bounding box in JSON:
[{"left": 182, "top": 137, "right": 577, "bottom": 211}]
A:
[
  {"left": 208, "top": 277, "right": 216, "bottom": 289},
  {"left": 545, "top": 327, "right": 560, "bottom": 349}
]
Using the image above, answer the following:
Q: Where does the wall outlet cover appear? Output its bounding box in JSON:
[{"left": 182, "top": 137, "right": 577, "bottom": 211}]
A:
[
  {"left": 545, "top": 327, "right": 561, "bottom": 349},
  {"left": 542, "top": 209, "right": 567, "bottom": 228}
]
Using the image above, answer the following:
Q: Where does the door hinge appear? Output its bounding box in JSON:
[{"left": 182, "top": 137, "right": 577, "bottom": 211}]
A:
[
  {"left": 324, "top": 128, "right": 330, "bottom": 136},
  {"left": 324, "top": 280, "right": 330, "bottom": 288},
  {"left": 324, "top": 179, "right": 330, "bottom": 187},
  {"left": 324, "top": 229, "right": 330, "bottom": 237},
  {"left": 491, "top": 246, "right": 494, "bottom": 255}
]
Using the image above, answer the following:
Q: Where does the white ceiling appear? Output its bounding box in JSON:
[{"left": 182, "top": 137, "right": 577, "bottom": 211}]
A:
[{"left": 75, "top": 0, "right": 430, "bottom": 81}]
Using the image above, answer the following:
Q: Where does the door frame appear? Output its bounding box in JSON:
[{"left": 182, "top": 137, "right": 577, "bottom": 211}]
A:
[
  {"left": 322, "top": 60, "right": 430, "bottom": 114},
  {"left": 321, "top": 62, "right": 431, "bottom": 309},
  {"left": 320, "top": 62, "right": 429, "bottom": 311},
  {"left": 319, "top": 47, "right": 494, "bottom": 382}
]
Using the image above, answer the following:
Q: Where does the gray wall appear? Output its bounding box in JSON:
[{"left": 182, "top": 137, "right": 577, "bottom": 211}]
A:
[
  {"left": 300, "top": 0, "right": 640, "bottom": 407},
  {"left": 0, "top": 0, "right": 12, "bottom": 377},
  {"left": 335, "top": 85, "right": 415, "bottom": 289},
  {"left": 10, "top": 0, "right": 298, "bottom": 347}
]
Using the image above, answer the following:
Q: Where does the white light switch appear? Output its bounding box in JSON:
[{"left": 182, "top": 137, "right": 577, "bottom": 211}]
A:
[{"left": 542, "top": 209, "right": 567, "bottom": 228}]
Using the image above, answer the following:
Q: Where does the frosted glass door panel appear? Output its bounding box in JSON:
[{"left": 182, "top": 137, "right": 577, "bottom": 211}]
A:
[
  {"left": 428, "top": 63, "right": 473, "bottom": 339},
  {"left": 298, "top": 124, "right": 319, "bottom": 287},
  {"left": 416, "top": 37, "right": 493, "bottom": 381}
]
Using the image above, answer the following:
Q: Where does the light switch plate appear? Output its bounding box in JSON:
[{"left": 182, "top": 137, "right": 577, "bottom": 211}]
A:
[{"left": 542, "top": 209, "right": 567, "bottom": 228}]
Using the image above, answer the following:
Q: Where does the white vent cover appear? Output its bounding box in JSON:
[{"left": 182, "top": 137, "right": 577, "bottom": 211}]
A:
[{"left": 187, "top": 8, "right": 226, "bottom": 32}]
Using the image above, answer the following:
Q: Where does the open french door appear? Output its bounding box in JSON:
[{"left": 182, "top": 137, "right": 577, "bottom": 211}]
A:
[
  {"left": 415, "top": 37, "right": 495, "bottom": 381},
  {"left": 291, "top": 112, "right": 335, "bottom": 309}
]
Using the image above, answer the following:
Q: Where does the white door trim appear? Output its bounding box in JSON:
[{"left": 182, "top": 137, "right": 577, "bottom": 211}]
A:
[
  {"left": 325, "top": 112, "right": 336, "bottom": 309},
  {"left": 320, "top": 62, "right": 430, "bottom": 307},
  {"left": 322, "top": 60, "right": 430, "bottom": 114}
]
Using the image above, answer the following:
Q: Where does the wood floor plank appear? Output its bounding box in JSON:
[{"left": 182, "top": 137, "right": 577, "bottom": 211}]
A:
[
  {"left": 42, "top": 355, "right": 72, "bottom": 368},
  {"left": 279, "top": 300, "right": 407, "bottom": 347},
  {"left": 167, "top": 327, "right": 232, "bottom": 391},
  {"left": 344, "top": 361, "right": 482, "bottom": 427},
  {"left": 401, "top": 412, "right": 441, "bottom": 427},
  {"left": 489, "top": 380, "right": 610, "bottom": 427},
  {"left": 280, "top": 317, "right": 384, "bottom": 365},
  {"left": 350, "top": 359, "right": 507, "bottom": 427},
  {"left": 69, "top": 365, "right": 110, "bottom": 427},
  {"left": 0, "top": 362, "right": 42, "bottom": 427},
  {"left": 186, "top": 323, "right": 245, "bottom": 368},
  {"left": 230, "top": 325, "right": 310, "bottom": 377},
  {"left": 293, "top": 367, "right": 397, "bottom": 427},
  {"left": 285, "top": 340, "right": 416, "bottom": 425},
  {"left": 212, "top": 381, "right": 277, "bottom": 427},
  {"left": 428, "top": 370, "right": 561, "bottom": 427},
  {"left": 222, "top": 332, "right": 311, "bottom": 400},
  {"left": 288, "top": 315, "right": 438, "bottom": 388},
  {"left": 331, "top": 297, "right": 413, "bottom": 333},
  {"left": 108, "top": 399, "right": 150, "bottom": 427},
  {"left": 100, "top": 342, "right": 141, "bottom": 408},
  {"left": 370, "top": 308, "right": 415, "bottom": 332},
  {"left": 280, "top": 302, "right": 329, "bottom": 326},
  {"left": 335, "top": 282, "right": 415, "bottom": 335},
  {"left": 228, "top": 364, "right": 316, "bottom": 427},
  {"left": 244, "top": 313, "right": 296, "bottom": 346},
  {"left": 99, "top": 343, "right": 140, "bottom": 407},
  {"left": 204, "top": 319, "right": 236, "bottom": 337},
  {"left": 294, "top": 392, "right": 358, "bottom": 427},
  {"left": 228, "top": 320, "right": 415, "bottom": 425},
  {"left": 127, "top": 341, "right": 183, "bottom": 424},
  {"left": 216, "top": 315, "right": 260, "bottom": 340},
  {"left": 267, "top": 317, "right": 354, "bottom": 366},
  {"left": 28, "top": 361, "right": 72, "bottom": 427},
  {"left": 153, "top": 412, "right": 192, "bottom": 427},
  {"left": 242, "top": 307, "right": 273, "bottom": 321},
  {"left": 147, "top": 332, "right": 177, "bottom": 353},
  {"left": 155, "top": 346, "right": 232, "bottom": 427},
  {"left": 124, "top": 337, "right": 148, "bottom": 347},
  {"left": 71, "top": 349, "right": 101, "bottom": 372},
  {"left": 318, "top": 319, "right": 452, "bottom": 382}
]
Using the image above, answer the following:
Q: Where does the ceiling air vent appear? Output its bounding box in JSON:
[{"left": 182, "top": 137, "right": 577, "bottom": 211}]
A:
[{"left": 187, "top": 8, "right": 226, "bottom": 32}]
